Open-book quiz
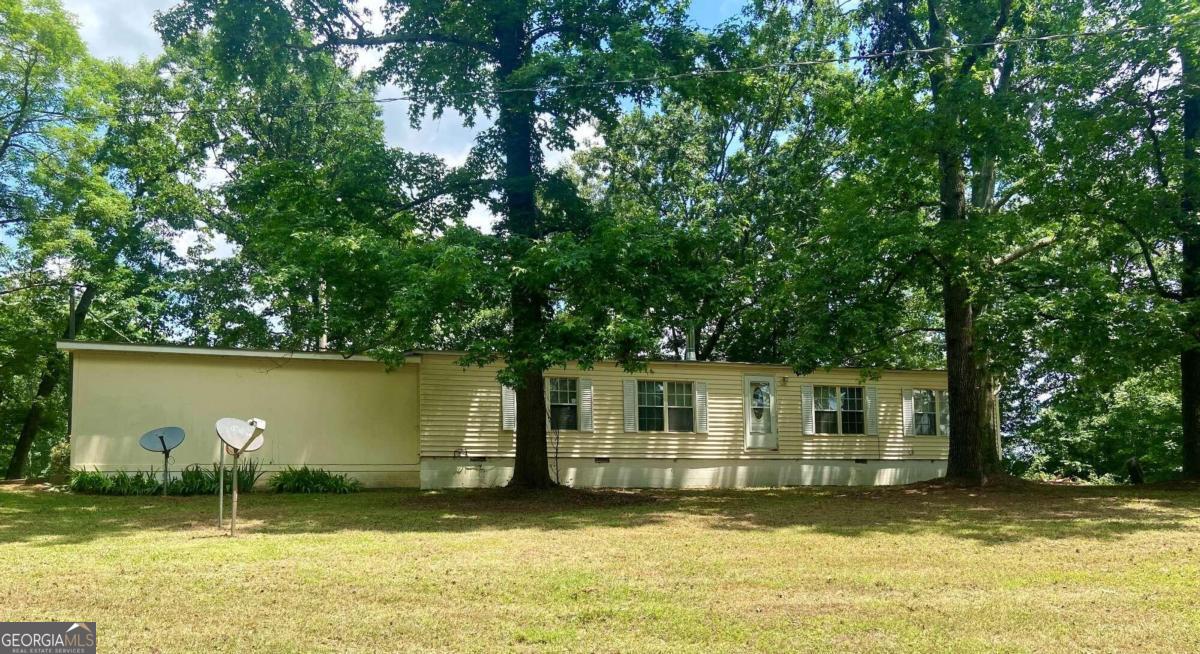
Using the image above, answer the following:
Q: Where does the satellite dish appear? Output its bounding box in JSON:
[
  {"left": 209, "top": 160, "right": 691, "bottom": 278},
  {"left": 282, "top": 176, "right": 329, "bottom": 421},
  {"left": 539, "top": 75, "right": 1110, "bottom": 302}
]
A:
[
  {"left": 214, "top": 417, "right": 267, "bottom": 536},
  {"left": 137, "top": 426, "right": 185, "bottom": 496},
  {"left": 215, "top": 418, "right": 264, "bottom": 455},
  {"left": 138, "top": 426, "right": 185, "bottom": 453}
]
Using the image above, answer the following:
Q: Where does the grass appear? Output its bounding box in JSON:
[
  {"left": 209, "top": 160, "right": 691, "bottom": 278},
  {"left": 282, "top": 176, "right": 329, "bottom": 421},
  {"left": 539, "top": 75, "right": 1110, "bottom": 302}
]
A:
[{"left": 0, "top": 481, "right": 1198, "bottom": 653}]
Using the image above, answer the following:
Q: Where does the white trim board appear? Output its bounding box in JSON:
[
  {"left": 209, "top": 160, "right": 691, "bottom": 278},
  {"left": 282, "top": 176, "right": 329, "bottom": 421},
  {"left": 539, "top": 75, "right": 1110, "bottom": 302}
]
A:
[{"left": 57, "top": 340, "right": 420, "bottom": 364}]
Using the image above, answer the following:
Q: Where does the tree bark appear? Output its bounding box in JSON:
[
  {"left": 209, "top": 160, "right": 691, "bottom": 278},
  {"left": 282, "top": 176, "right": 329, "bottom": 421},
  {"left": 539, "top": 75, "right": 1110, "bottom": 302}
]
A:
[
  {"left": 495, "top": 11, "right": 554, "bottom": 489},
  {"left": 5, "top": 284, "right": 97, "bottom": 479},
  {"left": 927, "top": 2, "right": 999, "bottom": 484},
  {"left": 1180, "top": 44, "right": 1200, "bottom": 480}
]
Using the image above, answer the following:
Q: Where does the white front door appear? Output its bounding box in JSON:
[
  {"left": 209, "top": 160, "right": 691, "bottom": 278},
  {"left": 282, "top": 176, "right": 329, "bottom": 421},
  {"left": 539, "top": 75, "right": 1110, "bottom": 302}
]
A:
[{"left": 744, "top": 376, "right": 778, "bottom": 450}]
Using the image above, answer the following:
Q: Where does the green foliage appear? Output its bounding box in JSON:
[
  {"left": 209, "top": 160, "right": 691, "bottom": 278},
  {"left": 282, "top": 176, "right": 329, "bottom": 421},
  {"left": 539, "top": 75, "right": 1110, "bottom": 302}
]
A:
[
  {"left": 44, "top": 439, "right": 70, "bottom": 479},
  {"left": 69, "top": 469, "right": 160, "bottom": 495},
  {"left": 217, "top": 459, "right": 265, "bottom": 493},
  {"left": 1007, "top": 364, "right": 1183, "bottom": 483},
  {"left": 68, "top": 460, "right": 265, "bottom": 495},
  {"left": 267, "top": 466, "right": 362, "bottom": 494},
  {"left": 165, "top": 464, "right": 218, "bottom": 496}
]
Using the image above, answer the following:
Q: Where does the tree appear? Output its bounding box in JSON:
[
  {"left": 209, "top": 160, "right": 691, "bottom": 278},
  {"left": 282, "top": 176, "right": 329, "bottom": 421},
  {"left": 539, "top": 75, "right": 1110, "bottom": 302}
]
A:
[
  {"left": 3, "top": 57, "right": 210, "bottom": 477},
  {"left": 159, "top": 0, "right": 697, "bottom": 487},
  {"left": 851, "top": 0, "right": 1091, "bottom": 483},
  {"left": 992, "top": 0, "right": 1200, "bottom": 480},
  {"left": 574, "top": 2, "right": 871, "bottom": 365}
]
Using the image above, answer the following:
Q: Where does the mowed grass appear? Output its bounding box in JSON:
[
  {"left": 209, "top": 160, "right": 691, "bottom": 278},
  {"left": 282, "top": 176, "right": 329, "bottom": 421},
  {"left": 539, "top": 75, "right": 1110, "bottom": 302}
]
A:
[{"left": 0, "top": 482, "right": 1198, "bottom": 653}]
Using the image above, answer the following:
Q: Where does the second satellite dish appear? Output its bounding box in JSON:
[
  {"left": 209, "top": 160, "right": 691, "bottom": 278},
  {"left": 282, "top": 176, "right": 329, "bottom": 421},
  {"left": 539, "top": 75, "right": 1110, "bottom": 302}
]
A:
[{"left": 215, "top": 417, "right": 265, "bottom": 454}]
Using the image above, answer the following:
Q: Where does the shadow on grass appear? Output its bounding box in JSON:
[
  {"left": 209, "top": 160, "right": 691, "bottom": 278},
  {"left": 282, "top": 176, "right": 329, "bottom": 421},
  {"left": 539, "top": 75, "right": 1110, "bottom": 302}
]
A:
[{"left": 0, "top": 482, "right": 1197, "bottom": 547}]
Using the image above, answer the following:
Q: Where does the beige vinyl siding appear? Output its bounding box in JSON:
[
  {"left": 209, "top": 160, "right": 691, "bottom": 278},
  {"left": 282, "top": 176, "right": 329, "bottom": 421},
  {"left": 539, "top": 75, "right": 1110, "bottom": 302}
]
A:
[
  {"left": 418, "top": 353, "right": 949, "bottom": 461},
  {"left": 70, "top": 349, "right": 422, "bottom": 486}
]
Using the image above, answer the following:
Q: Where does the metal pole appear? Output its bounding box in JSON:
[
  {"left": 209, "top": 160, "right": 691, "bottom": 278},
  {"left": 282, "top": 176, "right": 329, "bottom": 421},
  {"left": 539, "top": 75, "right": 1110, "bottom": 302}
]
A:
[
  {"left": 230, "top": 453, "right": 239, "bottom": 536},
  {"left": 159, "top": 435, "right": 168, "bottom": 497},
  {"left": 218, "top": 447, "right": 225, "bottom": 528}
]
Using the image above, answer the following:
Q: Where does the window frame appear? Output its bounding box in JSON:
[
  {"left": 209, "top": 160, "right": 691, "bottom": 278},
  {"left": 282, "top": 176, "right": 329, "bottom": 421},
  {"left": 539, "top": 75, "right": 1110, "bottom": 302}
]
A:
[
  {"left": 911, "top": 388, "right": 940, "bottom": 436},
  {"left": 546, "top": 377, "right": 579, "bottom": 432},
  {"left": 636, "top": 379, "right": 696, "bottom": 433},
  {"left": 812, "top": 384, "right": 866, "bottom": 436}
]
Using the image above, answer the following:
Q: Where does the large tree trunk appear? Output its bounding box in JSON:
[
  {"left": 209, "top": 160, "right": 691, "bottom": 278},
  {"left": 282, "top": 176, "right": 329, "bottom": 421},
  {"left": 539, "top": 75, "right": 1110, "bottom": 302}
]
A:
[
  {"left": 932, "top": 115, "right": 995, "bottom": 482},
  {"left": 927, "top": 4, "right": 1002, "bottom": 485},
  {"left": 1180, "top": 44, "right": 1200, "bottom": 480},
  {"left": 496, "top": 13, "right": 554, "bottom": 489},
  {"left": 5, "top": 284, "right": 97, "bottom": 479}
]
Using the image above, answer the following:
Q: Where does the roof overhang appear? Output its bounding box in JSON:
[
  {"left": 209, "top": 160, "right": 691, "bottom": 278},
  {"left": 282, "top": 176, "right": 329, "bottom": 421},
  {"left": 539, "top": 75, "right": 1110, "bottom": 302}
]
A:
[{"left": 56, "top": 340, "right": 421, "bottom": 365}]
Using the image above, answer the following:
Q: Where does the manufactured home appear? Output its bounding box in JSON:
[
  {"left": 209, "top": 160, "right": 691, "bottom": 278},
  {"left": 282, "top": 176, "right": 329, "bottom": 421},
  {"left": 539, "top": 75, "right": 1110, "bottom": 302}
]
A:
[{"left": 58, "top": 340, "right": 950, "bottom": 488}]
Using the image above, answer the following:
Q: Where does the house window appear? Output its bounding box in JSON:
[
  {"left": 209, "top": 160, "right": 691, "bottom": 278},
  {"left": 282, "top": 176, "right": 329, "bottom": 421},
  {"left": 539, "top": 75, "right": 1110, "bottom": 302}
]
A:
[
  {"left": 638, "top": 380, "right": 695, "bottom": 432},
  {"left": 667, "top": 381, "right": 694, "bottom": 432},
  {"left": 813, "top": 385, "right": 865, "bottom": 435},
  {"left": 913, "top": 389, "right": 938, "bottom": 436},
  {"left": 548, "top": 378, "right": 578, "bottom": 430},
  {"left": 841, "top": 387, "right": 864, "bottom": 434},
  {"left": 637, "top": 381, "right": 664, "bottom": 431}
]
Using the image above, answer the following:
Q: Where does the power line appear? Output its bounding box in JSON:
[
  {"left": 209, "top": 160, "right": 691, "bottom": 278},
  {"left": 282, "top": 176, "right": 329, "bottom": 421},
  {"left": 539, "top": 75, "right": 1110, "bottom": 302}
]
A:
[{"left": 119, "top": 22, "right": 1177, "bottom": 120}]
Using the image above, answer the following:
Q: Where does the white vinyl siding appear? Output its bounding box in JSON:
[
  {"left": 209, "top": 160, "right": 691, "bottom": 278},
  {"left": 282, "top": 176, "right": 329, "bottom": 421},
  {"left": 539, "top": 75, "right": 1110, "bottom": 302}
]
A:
[{"left": 420, "top": 354, "right": 949, "bottom": 461}]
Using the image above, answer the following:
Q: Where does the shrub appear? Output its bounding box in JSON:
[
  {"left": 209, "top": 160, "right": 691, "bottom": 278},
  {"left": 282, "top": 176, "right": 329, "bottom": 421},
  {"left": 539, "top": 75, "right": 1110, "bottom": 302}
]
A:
[
  {"left": 69, "top": 459, "right": 266, "bottom": 496},
  {"left": 268, "top": 466, "right": 362, "bottom": 494},
  {"left": 166, "top": 464, "right": 218, "bottom": 496},
  {"left": 69, "top": 469, "right": 160, "bottom": 495},
  {"left": 46, "top": 440, "right": 71, "bottom": 481},
  {"left": 68, "top": 469, "right": 112, "bottom": 494},
  {"left": 221, "top": 458, "right": 266, "bottom": 493}
]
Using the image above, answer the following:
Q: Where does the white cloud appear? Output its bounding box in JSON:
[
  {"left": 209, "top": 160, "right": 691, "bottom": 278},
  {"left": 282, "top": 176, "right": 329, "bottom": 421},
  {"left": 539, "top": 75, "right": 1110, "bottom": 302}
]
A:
[
  {"left": 172, "top": 228, "right": 238, "bottom": 261},
  {"left": 63, "top": 0, "right": 173, "bottom": 62}
]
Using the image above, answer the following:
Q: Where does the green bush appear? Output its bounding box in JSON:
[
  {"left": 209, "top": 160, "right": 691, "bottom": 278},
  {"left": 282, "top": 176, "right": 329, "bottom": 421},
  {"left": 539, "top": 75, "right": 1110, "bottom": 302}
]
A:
[
  {"left": 166, "top": 464, "right": 218, "bottom": 495},
  {"left": 268, "top": 466, "right": 362, "bottom": 494},
  {"left": 46, "top": 440, "right": 71, "bottom": 481},
  {"left": 221, "top": 459, "right": 265, "bottom": 493},
  {"left": 69, "top": 459, "right": 266, "bottom": 496},
  {"left": 69, "top": 469, "right": 160, "bottom": 495}
]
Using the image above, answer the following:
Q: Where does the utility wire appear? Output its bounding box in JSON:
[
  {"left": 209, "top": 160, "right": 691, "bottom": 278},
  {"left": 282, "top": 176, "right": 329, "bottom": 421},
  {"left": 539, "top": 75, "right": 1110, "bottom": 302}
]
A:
[{"left": 117, "top": 21, "right": 1179, "bottom": 120}]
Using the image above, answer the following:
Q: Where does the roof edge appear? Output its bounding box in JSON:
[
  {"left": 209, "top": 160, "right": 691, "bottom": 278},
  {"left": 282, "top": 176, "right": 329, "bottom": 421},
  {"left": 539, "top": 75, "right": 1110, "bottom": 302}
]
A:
[{"left": 56, "top": 340, "right": 420, "bottom": 364}]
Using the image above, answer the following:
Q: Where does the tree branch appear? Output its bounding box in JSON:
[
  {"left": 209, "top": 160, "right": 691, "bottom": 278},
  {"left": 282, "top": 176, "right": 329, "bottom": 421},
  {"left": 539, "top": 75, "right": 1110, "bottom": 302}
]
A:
[
  {"left": 1110, "top": 214, "right": 1182, "bottom": 301},
  {"left": 991, "top": 234, "right": 1056, "bottom": 267},
  {"left": 310, "top": 32, "right": 496, "bottom": 57},
  {"left": 958, "top": 0, "right": 1012, "bottom": 79}
]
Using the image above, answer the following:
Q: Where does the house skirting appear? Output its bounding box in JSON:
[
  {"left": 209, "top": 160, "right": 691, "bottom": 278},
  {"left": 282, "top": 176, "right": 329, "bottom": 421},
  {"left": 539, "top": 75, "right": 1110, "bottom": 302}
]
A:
[{"left": 420, "top": 457, "right": 947, "bottom": 489}]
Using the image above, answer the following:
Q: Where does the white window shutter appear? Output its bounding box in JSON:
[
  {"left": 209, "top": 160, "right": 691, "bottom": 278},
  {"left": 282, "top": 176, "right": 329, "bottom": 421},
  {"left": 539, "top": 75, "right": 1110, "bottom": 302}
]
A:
[
  {"left": 579, "top": 378, "right": 594, "bottom": 432},
  {"left": 801, "top": 384, "right": 815, "bottom": 435},
  {"left": 937, "top": 390, "right": 950, "bottom": 436},
  {"left": 501, "top": 384, "right": 517, "bottom": 431},
  {"left": 694, "top": 381, "right": 708, "bottom": 433},
  {"left": 866, "top": 385, "right": 879, "bottom": 436},
  {"left": 623, "top": 379, "right": 638, "bottom": 432},
  {"left": 902, "top": 388, "right": 914, "bottom": 437}
]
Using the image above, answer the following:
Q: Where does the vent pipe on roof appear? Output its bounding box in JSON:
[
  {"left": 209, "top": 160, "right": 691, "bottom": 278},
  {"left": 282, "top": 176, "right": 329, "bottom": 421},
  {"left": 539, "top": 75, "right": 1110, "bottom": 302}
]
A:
[{"left": 685, "top": 326, "right": 697, "bottom": 361}]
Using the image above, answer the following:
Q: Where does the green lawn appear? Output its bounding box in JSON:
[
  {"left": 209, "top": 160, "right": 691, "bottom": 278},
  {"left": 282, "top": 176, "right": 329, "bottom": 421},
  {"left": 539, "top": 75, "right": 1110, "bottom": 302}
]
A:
[{"left": 0, "top": 482, "right": 1197, "bottom": 653}]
